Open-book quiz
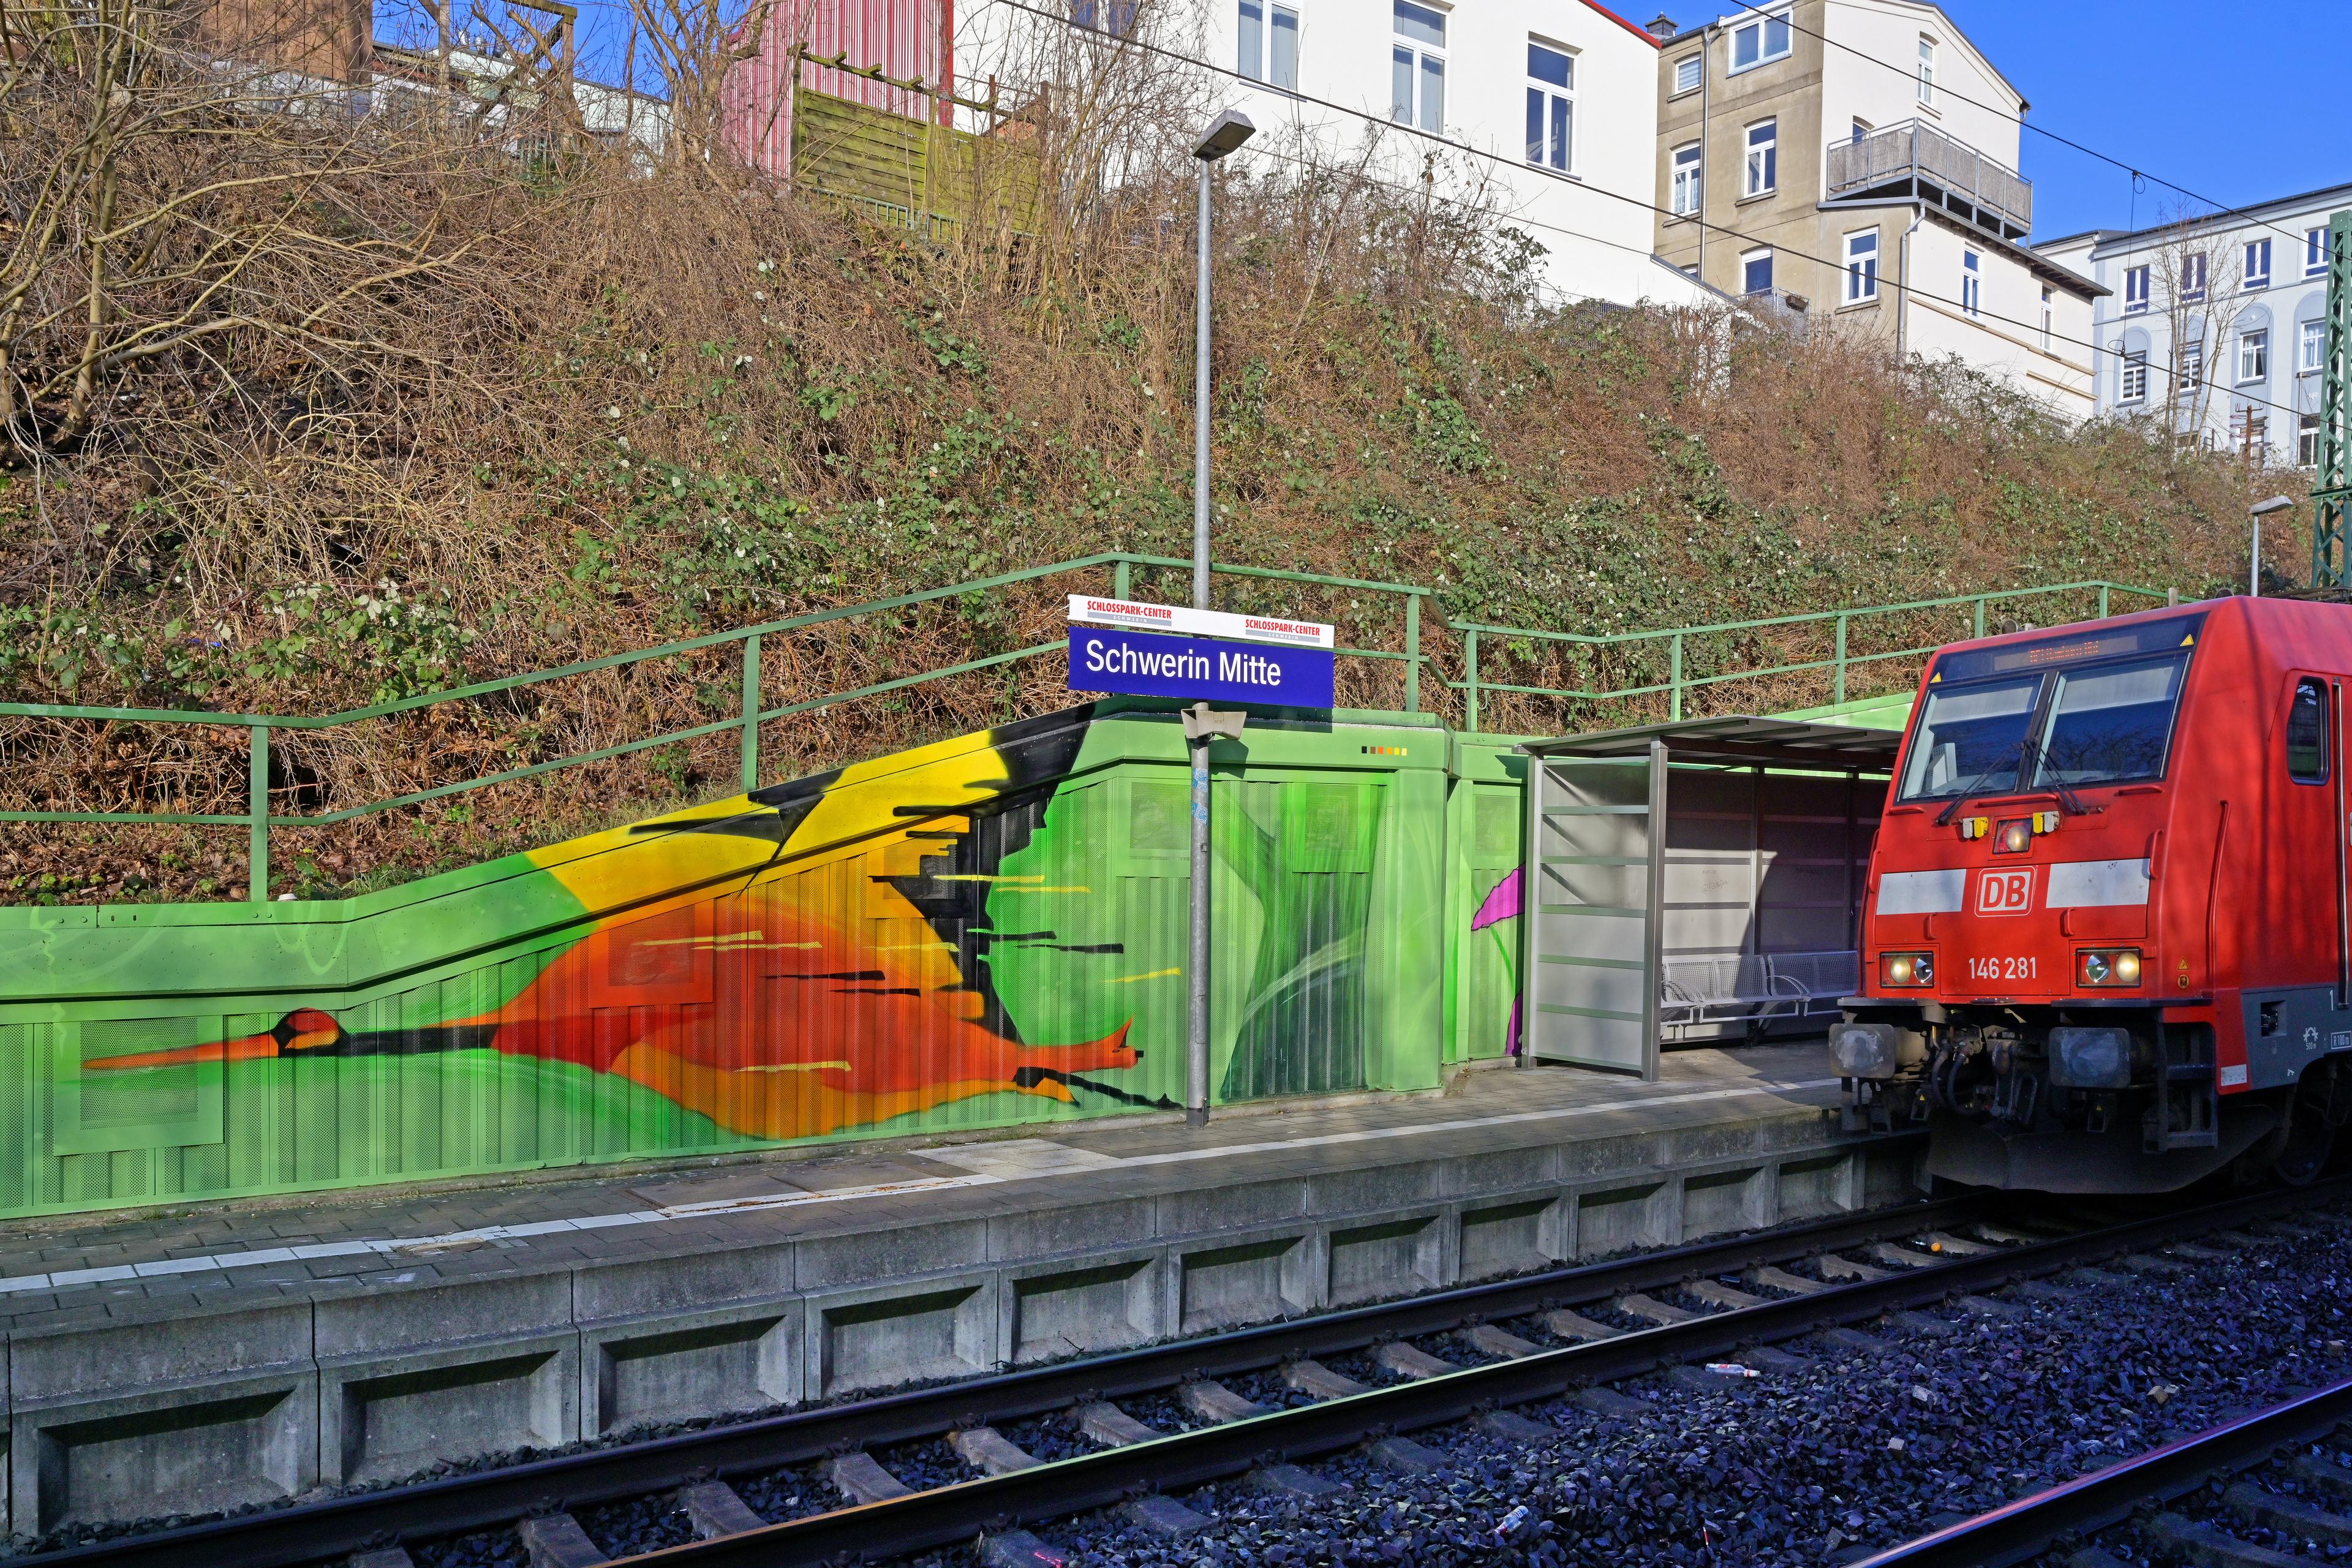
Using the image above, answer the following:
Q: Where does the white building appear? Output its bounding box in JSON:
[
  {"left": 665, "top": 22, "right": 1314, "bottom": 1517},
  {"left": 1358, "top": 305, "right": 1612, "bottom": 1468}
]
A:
[
  {"left": 963, "top": 0, "right": 1718, "bottom": 310},
  {"left": 1653, "top": 0, "right": 2102, "bottom": 418},
  {"left": 2038, "top": 184, "right": 2350, "bottom": 467}
]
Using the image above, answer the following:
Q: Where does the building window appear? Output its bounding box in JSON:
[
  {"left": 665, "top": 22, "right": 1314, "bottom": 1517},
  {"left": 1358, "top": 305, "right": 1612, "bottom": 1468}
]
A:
[
  {"left": 2238, "top": 328, "right": 2269, "bottom": 384},
  {"left": 2176, "top": 339, "right": 2202, "bottom": 391},
  {"left": 2303, "top": 319, "right": 2328, "bottom": 374},
  {"left": 1728, "top": 9, "right": 1790, "bottom": 72},
  {"left": 1238, "top": 0, "right": 1298, "bottom": 89},
  {"left": 1674, "top": 54, "right": 1701, "bottom": 94},
  {"left": 1670, "top": 142, "right": 1702, "bottom": 216},
  {"left": 2119, "top": 349, "right": 2148, "bottom": 403},
  {"left": 1744, "top": 119, "right": 1776, "bottom": 196},
  {"left": 2304, "top": 414, "right": 2324, "bottom": 468},
  {"left": 1741, "top": 247, "right": 1773, "bottom": 296},
  {"left": 2235, "top": 408, "right": 2269, "bottom": 450},
  {"left": 1071, "top": 0, "right": 1138, "bottom": 32},
  {"left": 1961, "top": 249, "right": 1981, "bottom": 317},
  {"left": 2244, "top": 239, "right": 2271, "bottom": 291},
  {"left": 2124, "top": 265, "right": 2149, "bottom": 314},
  {"left": 2180, "top": 252, "right": 2206, "bottom": 303},
  {"left": 1851, "top": 117, "right": 1871, "bottom": 144},
  {"left": 2310, "top": 225, "right": 2332, "bottom": 278},
  {"left": 2040, "top": 286, "right": 2054, "bottom": 351},
  {"left": 1916, "top": 35, "right": 1936, "bottom": 105},
  {"left": 1390, "top": 1, "right": 1445, "bottom": 132},
  {"left": 1844, "top": 229, "right": 1878, "bottom": 303},
  {"left": 1526, "top": 42, "right": 1572, "bottom": 172}
]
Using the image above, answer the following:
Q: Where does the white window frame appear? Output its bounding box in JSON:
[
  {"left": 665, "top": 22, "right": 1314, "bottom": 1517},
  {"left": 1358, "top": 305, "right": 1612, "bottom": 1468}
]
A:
[
  {"left": 1238, "top": 0, "right": 1299, "bottom": 89},
  {"left": 2180, "top": 252, "right": 2206, "bottom": 303},
  {"left": 2238, "top": 327, "right": 2269, "bottom": 385},
  {"left": 1961, "top": 249, "right": 1981, "bottom": 318},
  {"left": 1727, "top": 8, "right": 1790, "bottom": 74},
  {"left": 1741, "top": 246, "right": 1774, "bottom": 297},
  {"left": 1525, "top": 39, "right": 1574, "bottom": 173},
  {"left": 1673, "top": 54, "right": 1701, "bottom": 94},
  {"left": 2176, "top": 338, "right": 2202, "bottom": 391},
  {"left": 2040, "top": 285, "right": 2054, "bottom": 352},
  {"left": 2302, "top": 319, "right": 2328, "bottom": 375},
  {"left": 1743, "top": 118, "right": 1776, "bottom": 197},
  {"left": 1390, "top": 0, "right": 1446, "bottom": 134},
  {"left": 2304, "top": 414, "right": 2324, "bottom": 469},
  {"left": 2310, "top": 225, "right": 2332, "bottom": 279},
  {"left": 1844, "top": 228, "right": 1879, "bottom": 303},
  {"left": 2123, "top": 265, "right": 2149, "bottom": 314},
  {"left": 2243, "top": 238, "right": 2271, "bottom": 292},
  {"left": 2119, "top": 349, "right": 2149, "bottom": 404},
  {"left": 1670, "top": 141, "right": 1702, "bottom": 216},
  {"left": 1916, "top": 34, "right": 1937, "bottom": 107}
]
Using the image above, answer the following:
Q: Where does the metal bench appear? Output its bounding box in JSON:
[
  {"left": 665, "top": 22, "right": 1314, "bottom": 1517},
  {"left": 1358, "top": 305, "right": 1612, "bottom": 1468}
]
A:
[{"left": 1659, "top": 950, "right": 1857, "bottom": 1042}]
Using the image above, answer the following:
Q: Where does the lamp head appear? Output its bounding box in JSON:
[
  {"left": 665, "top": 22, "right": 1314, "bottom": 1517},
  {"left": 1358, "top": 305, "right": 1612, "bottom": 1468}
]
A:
[
  {"left": 1193, "top": 108, "right": 1256, "bottom": 161},
  {"left": 2250, "top": 495, "right": 2296, "bottom": 518}
]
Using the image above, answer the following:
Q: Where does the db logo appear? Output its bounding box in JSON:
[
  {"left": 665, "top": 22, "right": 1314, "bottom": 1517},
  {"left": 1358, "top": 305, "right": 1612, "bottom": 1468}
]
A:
[{"left": 1976, "top": 867, "right": 2037, "bottom": 916}]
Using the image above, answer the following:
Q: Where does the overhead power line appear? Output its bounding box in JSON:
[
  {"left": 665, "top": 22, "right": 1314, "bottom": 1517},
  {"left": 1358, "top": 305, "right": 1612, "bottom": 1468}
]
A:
[{"left": 983, "top": 0, "right": 2323, "bottom": 428}]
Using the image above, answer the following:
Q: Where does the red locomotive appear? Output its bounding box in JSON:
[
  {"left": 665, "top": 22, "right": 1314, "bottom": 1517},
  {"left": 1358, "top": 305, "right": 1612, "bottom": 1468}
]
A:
[{"left": 1837, "top": 595, "right": 2352, "bottom": 1193}]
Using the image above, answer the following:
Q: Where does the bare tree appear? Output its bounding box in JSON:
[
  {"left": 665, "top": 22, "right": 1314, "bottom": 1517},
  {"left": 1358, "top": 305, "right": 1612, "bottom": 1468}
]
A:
[{"left": 2143, "top": 202, "right": 2250, "bottom": 453}]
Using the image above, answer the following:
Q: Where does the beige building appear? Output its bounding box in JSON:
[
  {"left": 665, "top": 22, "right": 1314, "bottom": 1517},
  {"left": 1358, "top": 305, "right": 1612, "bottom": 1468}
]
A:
[{"left": 1648, "top": 0, "right": 2101, "bottom": 416}]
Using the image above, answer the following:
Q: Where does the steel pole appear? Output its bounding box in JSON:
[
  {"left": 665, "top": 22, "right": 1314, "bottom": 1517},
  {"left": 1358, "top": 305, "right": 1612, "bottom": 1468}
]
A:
[
  {"left": 2252, "top": 513, "right": 2261, "bottom": 597},
  {"left": 1188, "top": 158, "right": 1213, "bottom": 1127}
]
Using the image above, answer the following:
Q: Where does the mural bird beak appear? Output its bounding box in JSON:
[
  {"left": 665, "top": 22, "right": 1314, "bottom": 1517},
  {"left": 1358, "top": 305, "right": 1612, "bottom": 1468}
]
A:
[{"left": 84, "top": 1008, "right": 347, "bottom": 1070}]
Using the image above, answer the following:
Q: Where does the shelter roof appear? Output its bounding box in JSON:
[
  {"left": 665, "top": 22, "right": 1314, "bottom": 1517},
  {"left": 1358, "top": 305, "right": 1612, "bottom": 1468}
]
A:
[{"left": 1520, "top": 715, "right": 1902, "bottom": 772}]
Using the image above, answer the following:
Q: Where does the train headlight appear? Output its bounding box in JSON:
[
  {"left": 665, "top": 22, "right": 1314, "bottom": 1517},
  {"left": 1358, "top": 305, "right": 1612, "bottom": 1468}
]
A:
[
  {"left": 1832, "top": 1022, "right": 1925, "bottom": 1080},
  {"left": 2077, "top": 948, "right": 2143, "bottom": 988},
  {"left": 1880, "top": 951, "right": 1935, "bottom": 987},
  {"left": 1996, "top": 818, "right": 2034, "bottom": 854}
]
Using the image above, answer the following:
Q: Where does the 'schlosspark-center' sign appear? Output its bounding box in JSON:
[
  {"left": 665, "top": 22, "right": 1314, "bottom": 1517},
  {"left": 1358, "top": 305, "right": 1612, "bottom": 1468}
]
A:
[
  {"left": 1065, "top": 597, "right": 1335, "bottom": 708},
  {"left": 1066, "top": 595, "right": 1335, "bottom": 650}
]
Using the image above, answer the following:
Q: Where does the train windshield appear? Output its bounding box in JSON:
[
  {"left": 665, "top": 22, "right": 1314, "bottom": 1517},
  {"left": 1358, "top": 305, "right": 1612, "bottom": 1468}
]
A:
[
  {"left": 2030, "top": 654, "right": 2188, "bottom": 788},
  {"left": 1898, "top": 675, "right": 2043, "bottom": 799}
]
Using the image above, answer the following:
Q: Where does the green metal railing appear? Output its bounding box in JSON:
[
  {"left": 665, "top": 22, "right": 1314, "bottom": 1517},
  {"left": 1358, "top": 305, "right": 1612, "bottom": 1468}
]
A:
[
  {"left": 1452, "top": 581, "right": 2171, "bottom": 733},
  {"left": 0, "top": 559, "right": 2169, "bottom": 902}
]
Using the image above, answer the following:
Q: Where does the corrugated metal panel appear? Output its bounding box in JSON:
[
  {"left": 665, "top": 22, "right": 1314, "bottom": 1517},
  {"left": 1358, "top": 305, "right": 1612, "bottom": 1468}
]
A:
[{"left": 721, "top": 0, "right": 951, "bottom": 178}]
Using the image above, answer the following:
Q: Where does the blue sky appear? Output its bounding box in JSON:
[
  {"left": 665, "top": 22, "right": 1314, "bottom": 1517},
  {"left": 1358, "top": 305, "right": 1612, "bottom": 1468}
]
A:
[
  {"left": 404, "top": 0, "right": 2352, "bottom": 243},
  {"left": 1934, "top": 0, "right": 2351, "bottom": 239}
]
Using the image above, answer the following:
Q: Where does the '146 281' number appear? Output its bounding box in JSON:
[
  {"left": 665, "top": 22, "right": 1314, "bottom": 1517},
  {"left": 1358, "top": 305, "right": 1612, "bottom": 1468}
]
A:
[{"left": 1969, "top": 956, "right": 2036, "bottom": 981}]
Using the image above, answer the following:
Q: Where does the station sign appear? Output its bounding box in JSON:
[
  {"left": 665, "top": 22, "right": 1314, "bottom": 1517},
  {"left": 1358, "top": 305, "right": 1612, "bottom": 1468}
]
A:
[
  {"left": 1066, "top": 595, "right": 1335, "bottom": 650},
  {"left": 1067, "top": 621, "right": 1335, "bottom": 707}
]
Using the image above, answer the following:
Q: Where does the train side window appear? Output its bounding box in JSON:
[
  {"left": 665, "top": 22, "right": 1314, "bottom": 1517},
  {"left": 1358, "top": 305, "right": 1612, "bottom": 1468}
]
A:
[{"left": 2287, "top": 677, "right": 2329, "bottom": 783}]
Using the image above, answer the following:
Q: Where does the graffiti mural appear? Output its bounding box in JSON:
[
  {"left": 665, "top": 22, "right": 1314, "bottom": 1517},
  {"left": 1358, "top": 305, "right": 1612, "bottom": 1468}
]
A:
[{"left": 21, "top": 705, "right": 1450, "bottom": 1215}]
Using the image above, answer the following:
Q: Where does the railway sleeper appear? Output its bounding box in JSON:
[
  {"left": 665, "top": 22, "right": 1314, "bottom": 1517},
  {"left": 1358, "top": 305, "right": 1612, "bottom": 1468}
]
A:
[
  {"left": 1613, "top": 1292, "right": 1696, "bottom": 1325},
  {"left": 1284, "top": 1358, "right": 1370, "bottom": 1398},
  {"left": 1123, "top": 1494, "right": 1212, "bottom": 1537},
  {"left": 2288, "top": 1451, "right": 2352, "bottom": 1504},
  {"left": 518, "top": 1512, "right": 609, "bottom": 1568},
  {"left": 827, "top": 1450, "right": 915, "bottom": 1504},
  {"left": 978, "top": 1527, "right": 1072, "bottom": 1567},
  {"left": 2144, "top": 1512, "right": 2321, "bottom": 1568},
  {"left": 1374, "top": 1341, "right": 1458, "bottom": 1379},
  {"left": 1181, "top": 1379, "right": 1267, "bottom": 1422},
  {"left": 1460, "top": 1322, "right": 1543, "bottom": 1359},
  {"left": 1073, "top": 1401, "right": 1161, "bottom": 1447},
  {"left": 1684, "top": 1279, "right": 1769, "bottom": 1310},
  {"left": 2225, "top": 1482, "right": 2352, "bottom": 1547},
  {"left": 676, "top": 1480, "right": 766, "bottom": 1539},
  {"left": 950, "top": 1426, "right": 1042, "bottom": 1475},
  {"left": 350, "top": 1550, "right": 417, "bottom": 1568},
  {"left": 1746, "top": 1264, "right": 1831, "bottom": 1295}
]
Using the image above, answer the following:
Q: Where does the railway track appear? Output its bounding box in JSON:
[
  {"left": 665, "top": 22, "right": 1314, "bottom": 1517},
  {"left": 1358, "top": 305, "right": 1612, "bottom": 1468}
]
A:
[{"left": 16, "top": 1180, "right": 2344, "bottom": 1568}]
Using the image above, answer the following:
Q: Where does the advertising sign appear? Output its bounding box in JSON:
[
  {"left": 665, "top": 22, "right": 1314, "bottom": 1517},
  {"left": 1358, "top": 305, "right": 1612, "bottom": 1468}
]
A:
[
  {"left": 1066, "top": 595, "right": 1335, "bottom": 650},
  {"left": 1067, "top": 625, "right": 1335, "bottom": 707}
]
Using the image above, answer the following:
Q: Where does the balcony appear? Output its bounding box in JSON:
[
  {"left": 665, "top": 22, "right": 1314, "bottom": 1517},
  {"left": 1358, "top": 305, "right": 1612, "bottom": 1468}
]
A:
[{"left": 1825, "top": 119, "right": 2030, "bottom": 243}]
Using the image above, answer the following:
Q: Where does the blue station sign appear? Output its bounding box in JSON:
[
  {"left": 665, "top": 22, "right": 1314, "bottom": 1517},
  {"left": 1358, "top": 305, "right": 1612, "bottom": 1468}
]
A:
[{"left": 1066, "top": 624, "right": 1334, "bottom": 707}]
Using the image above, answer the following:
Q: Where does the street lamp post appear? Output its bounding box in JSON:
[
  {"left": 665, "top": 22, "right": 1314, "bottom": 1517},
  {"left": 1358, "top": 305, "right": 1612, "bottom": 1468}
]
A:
[
  {"left": 1184, "top": 108, "right": 1254, "bottom": 1129},
  {"left": 2250, "top": 495, "right": 2296, "bottom": 597}
]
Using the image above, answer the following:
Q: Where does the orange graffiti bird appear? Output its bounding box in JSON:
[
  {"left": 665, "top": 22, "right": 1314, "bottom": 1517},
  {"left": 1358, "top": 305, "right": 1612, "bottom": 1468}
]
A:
[{"left": 91, "top": 899, "right": 1140, "bottom": 1140}]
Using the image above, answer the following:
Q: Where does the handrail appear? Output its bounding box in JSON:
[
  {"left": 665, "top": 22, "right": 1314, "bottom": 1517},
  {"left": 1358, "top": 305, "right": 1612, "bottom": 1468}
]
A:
[{"left": 0, "top": 561, "right": 2167, "bottom": 903}]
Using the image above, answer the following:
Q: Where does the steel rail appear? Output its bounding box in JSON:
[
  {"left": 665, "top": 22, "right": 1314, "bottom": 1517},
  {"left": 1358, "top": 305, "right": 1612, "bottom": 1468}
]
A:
[
  {"left": 1851, "top": 1374, "right": 2352, "bottom": 1568},
  {"left": 609, "top": 1175, "right": 2351, "bottom": 1568},
  {"left": 8, "top": 1191, "right": 1981, "bottom": 1568}
]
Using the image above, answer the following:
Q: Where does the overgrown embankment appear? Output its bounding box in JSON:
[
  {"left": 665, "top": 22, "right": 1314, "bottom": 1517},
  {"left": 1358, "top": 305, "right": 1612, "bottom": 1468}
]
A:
[{"left": 0, "top": 53, "right": 2283, "bottom": 902}]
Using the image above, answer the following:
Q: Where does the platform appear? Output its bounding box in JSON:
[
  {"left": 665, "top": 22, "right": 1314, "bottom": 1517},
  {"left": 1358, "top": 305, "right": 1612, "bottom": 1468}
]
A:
[{"left": 0, "top": 1042, "right": 1920, "bottom": 1540}]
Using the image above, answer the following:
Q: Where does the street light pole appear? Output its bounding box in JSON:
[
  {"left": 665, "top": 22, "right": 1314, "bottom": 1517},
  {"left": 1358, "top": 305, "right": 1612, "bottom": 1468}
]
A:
[
  {"left": 2251, "top": 495, "right": 2296, "bottom": 598},
  {"left": 1185, "top": 108, "right": 1254, "bottom": 1129}
]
